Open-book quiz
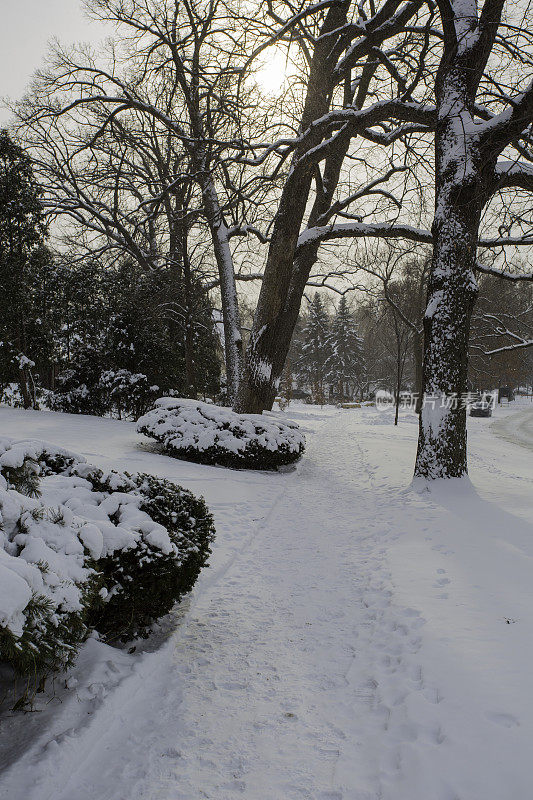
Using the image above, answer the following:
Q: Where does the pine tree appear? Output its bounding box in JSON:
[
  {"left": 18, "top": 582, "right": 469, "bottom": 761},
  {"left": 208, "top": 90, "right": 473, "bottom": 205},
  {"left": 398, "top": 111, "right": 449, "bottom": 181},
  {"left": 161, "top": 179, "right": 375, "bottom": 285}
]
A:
[
  {"left": 297, "top": 293, "right": 330, "bottom": 404},
  {"left": 325, "top": 295, "right": 365, "bottom": 402},
  {"left": 0, "top": 130, "right": 52, "bottom": 407}
]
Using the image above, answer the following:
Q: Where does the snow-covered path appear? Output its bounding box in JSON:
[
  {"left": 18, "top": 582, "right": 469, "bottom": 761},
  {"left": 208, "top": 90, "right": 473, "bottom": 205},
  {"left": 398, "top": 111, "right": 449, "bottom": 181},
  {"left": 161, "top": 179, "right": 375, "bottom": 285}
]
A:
[
  {"left": 120, "top": 419, "right": 434, "bottom": 800},
  {"left": 2, "top": 410, "right": 427, "bottom": 799},
  {"left": 0, "top": 403, "right": 532, "bottom": 799}
]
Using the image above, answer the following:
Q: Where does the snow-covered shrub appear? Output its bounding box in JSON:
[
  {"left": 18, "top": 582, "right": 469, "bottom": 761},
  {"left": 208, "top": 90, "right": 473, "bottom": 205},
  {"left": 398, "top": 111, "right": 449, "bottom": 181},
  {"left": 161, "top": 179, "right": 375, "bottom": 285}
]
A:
[
  {"left": 81, "top": 469, "right": 215, "bottom": 640},
  {"left": 0, "top": 438, "right": 215, "bottom": 682},
  {"left": 98, "top": 369, "right": 160, "bottom": 419},
  {"left": 48, "top": 369, "right": 104, "bottom": 416},
  {"left": 0, "top": 442, "right": 102, "bottom": 678},
  {"left": 137, "top": 398, "right": 306, "bottom": 470},
  {"left": 0, "top": 382, "right": 25, "bottom": 408},
  {"left": 49, "top": 369, "right": 159, "bottom": 420},
  {"left": 0, "top": 381, "right": 52, "bottom": 411}
]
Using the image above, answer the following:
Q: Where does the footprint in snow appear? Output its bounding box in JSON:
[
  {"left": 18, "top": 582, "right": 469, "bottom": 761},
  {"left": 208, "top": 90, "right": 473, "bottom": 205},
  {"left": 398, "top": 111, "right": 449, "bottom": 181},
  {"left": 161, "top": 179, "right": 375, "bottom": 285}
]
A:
[{"left": 485, "top": 711, "right": 519, "bottom": 728}]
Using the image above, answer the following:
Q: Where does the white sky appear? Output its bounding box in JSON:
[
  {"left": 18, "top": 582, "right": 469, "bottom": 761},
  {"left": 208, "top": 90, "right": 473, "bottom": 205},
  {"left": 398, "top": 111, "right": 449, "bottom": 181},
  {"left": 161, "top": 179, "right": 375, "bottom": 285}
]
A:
[
  {"left": 0, "top": 0, "right": 111, "bottom": 124},
  {"left": 0, "top": 3, "right": 289, "bottom": 124}
]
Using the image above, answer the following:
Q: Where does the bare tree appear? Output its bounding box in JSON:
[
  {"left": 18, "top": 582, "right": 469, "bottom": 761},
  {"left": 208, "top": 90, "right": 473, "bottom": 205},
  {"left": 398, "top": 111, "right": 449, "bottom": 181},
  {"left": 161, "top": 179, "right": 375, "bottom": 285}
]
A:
[
  {"left": 235, "top": 0, "right": 431, "bottom": 412},
  {"left": 20, "top": 0, "right": 264, "bottom": 403},
  {"left": 413, "top": 0, "right": 533, "bottom": 478},
  {"left": 237, "top": 0, "right": 533, "bottom": 480}
]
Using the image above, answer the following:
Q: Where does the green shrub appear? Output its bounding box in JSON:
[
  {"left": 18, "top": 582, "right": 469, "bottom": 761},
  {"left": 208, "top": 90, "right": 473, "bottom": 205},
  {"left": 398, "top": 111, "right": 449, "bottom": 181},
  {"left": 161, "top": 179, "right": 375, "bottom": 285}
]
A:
[
  {"left": 0, "top": 580, "right": 100, "bottom": 680},
  {"left": 0, "top": 497, "right": 102, "bottom": 687}
]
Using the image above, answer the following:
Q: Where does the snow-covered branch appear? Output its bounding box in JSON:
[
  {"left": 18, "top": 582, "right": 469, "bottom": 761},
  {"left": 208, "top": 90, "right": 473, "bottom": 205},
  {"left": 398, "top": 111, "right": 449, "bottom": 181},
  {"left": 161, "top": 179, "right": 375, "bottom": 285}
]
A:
[
  {"left": 479, "top": 313, "right": 533, "bottom": 355},
  {"left": 480, "top": 79, "right": 533, "bottom": 156},
  {"left": 296, "top": 220, "right": 432, "bottom": 252},
  {"left": 493, "top": 160, "right": 533, "bottom": 193},
  {"left": 474, "top": 262, "right": 533, "bottom": 282},
  {"left": 226, "top": 225, "right": 269, "bottom": 244}
]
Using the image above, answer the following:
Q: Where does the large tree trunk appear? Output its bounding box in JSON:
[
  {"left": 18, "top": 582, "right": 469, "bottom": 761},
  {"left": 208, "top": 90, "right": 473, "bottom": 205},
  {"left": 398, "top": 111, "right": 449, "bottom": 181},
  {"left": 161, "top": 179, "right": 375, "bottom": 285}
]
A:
[
  {"left": 414, "top": 94, "right": 486, "bottom": 477},
  {"left": 412, "top": 0, "right": 513, "bottom": 479},
  {"left": 234, "top": 149, "right": 349, "bottom": 415},
  {"left": 413, "top": 329, "right": 424, "bottom": 413},
  {"left": 235, "top": 160, "right": 350, "bottom": 415},
  {"left": 234, "top": 179, "right": 315, "bottom": 413},
  {"left": 233, "top": 5, "right": 350, "bottom": 414},
  {"left": 234, "top": 140, "right": 354, "bottom": 415},
  {"left": 414, "top": 215, "right": 479, "bottom": 478}
]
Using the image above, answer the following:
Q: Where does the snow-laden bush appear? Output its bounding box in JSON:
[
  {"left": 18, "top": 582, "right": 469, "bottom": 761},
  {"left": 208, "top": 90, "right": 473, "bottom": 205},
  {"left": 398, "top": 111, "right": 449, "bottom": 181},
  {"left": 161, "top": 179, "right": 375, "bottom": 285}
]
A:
[
  {"left": 0, "top": 440, "right": 101, "bottom": 678},
  {"left": 0, "top": 381, "right": 52, "bottom": 410},
  {"left": 49, "top": 369, "right": 159, "bottom": 419},
  {"left": 0, "top": 438, "right": 215, "bottom": 682},
  {"left": 0, "top": 382, "right": 25, "bottom": 408},
  {"left": 137, "top": 398, "right": 306, "bottom": 470},
  {"left": 99, "top": 369, "right": 160, "bottom": 419},
  {"left": 82, "top": 469, "right": 215, "bottom": 641}
]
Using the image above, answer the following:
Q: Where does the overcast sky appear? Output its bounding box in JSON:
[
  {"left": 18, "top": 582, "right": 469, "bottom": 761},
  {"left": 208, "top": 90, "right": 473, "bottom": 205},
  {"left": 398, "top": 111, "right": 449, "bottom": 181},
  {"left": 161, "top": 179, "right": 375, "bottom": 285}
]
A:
[{"left": 1, "top": 1, "right": 110, "bottom": 124}]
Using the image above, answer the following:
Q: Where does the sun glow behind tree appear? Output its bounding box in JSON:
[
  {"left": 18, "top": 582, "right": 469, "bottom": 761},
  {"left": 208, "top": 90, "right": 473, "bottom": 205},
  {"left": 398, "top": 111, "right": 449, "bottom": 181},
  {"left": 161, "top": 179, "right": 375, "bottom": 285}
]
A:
[{"left": 255, "top": 47, "right": 289, "bottom": 95}]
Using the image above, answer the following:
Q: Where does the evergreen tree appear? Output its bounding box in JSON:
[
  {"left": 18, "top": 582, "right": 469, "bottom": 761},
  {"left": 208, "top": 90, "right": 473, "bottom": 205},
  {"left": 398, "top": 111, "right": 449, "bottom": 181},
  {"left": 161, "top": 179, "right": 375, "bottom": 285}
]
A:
[
  {"left": 49, "top": 258, "right": 221, "bottom": 418},
  {"left": 0, "top": 130, "right": 52, "bottom": 407},
  {"left": 0, "top": 135, "right": 221, "bottom": 417},
  {"left": 297, "top": 293, "right": 330, "bottom": 403},
  {"left": 325, "top": 295, "right": 365, "bottom": 402}
]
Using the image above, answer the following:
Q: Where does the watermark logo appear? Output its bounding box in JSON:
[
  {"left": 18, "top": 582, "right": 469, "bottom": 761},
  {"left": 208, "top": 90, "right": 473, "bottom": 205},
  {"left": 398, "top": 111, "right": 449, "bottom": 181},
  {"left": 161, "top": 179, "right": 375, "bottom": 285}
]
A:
[{"left": 375, "top": 390, "right": 497, "bottom": 411}]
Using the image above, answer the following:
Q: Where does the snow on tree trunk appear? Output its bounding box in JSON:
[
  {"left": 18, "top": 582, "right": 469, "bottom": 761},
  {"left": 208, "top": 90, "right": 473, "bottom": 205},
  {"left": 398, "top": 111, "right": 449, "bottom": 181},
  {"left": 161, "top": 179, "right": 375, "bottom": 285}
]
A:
[
  {"left": 413, "top": 0, "right": 533, "bottom": 478},
  {"left": 414, "top": 215, "right": 479, "bottom": 478},
  {"left": 414, "top": 25, "right": 488, "bottom": 478},
  {"left": 233, "top": 173, "right": 316, "bottom": 414},
  {"left": 199, "top": 172, "right": 243, "bottom": 405}
]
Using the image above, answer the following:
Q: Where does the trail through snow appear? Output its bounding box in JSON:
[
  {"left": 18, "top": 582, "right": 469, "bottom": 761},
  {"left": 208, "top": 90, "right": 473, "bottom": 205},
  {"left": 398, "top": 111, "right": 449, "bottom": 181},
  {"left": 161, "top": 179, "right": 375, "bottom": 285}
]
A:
[{"left": 0, "top": 403, "right": 532, "bottom": 799}]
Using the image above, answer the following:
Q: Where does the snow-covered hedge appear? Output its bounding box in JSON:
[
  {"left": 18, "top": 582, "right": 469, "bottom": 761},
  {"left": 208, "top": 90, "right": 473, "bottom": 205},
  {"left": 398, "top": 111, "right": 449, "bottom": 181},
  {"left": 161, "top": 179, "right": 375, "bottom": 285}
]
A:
[
  {"left": 137, "top": 398, "right": 306, "bottom": 470},
  {"left": 0, "top": 438, "right": 215, "bottom": 684}
]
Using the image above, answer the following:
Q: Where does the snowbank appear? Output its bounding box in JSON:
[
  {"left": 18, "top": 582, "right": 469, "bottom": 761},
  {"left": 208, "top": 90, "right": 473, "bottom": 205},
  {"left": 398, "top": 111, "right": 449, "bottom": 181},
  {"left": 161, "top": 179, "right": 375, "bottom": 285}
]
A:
[{"left": 137, "top": 397, "right": 306, "bottom": 470}]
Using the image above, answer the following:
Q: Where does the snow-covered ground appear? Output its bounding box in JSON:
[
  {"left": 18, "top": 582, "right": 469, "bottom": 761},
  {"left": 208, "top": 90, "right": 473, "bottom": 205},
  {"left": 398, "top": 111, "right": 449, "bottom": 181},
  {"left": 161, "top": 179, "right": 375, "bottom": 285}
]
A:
[{"left": 0, "top": 398, "right": 532, "bottom": 800}]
